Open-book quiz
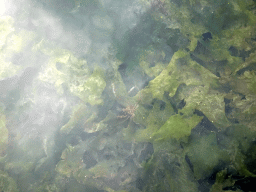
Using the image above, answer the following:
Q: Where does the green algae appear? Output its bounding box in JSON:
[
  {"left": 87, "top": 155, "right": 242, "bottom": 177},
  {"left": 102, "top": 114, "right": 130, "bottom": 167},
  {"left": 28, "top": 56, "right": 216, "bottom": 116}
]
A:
[{"left": 152, "top": 114, "right": 203, "bottom": 141}]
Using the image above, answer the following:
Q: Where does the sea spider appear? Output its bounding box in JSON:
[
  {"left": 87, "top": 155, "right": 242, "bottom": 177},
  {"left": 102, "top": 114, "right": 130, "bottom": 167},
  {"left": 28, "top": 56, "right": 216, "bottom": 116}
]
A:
[
  {"left": 111, "top": 83, "right": 142, "bottom": 126},
  {"left": 117, "top": 103, "right": 138, "bottom": 121}
]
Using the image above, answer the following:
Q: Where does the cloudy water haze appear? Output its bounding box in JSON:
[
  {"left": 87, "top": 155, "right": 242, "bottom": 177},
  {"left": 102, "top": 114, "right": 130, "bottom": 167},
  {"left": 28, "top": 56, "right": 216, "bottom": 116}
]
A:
[{"left": 0, "top": 0, "right": 256, "bottom": 191}]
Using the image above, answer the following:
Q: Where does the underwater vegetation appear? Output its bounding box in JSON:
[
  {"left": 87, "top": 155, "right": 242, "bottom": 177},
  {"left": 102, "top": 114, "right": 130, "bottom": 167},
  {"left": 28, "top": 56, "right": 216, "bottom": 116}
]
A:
[{"left": 0, "top": 0, "right": 256, "bottom": 191}]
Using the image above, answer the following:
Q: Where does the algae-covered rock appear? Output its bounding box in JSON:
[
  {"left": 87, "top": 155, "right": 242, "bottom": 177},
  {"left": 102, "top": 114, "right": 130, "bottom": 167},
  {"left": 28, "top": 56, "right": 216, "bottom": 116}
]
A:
[
  {"left": 142, "top": 49, "right": 230, "bottom": 129},
  {"left": 178, "top": 85, "right": 230, "bottom": 129},
  {"left": 56, "top": 144, "right": 85, "bottom": 178},
  {"left": 0, "top": 16, "right": 26, "bottom": 78},
  {"left": 0, "top": 16, "right": 14, "bottom": 49},
  {"left": 60, "top": 103, "right": 87, "bottom": 134},
  {"left": 186, "top": 133, "right": 229, "bottom": 180},
  {"left": 60, "top": 102, "right": 104, "bottom": 134},
  {"left": 0, "top": 170, "right": 19, "bottom": 192},
  {"left": 234, "top": 51, "right": 256, "bottom": 74},
  {"left": 36, "top": 41, "right": 106, "bottom": 105},
  {"left": 149, "top": 0, "right": 256, "bottom": 78},
  {"left": 0, "top": 111, "right": 8, "bottom": 157},
  {"left": 146, "top": 50, "right": 218, "bottom": 100},
  {"left": 209, "top": 125, "right": 256, "bottom": 191},
  {"left": 28, "top": 172, "right": 61, "bottom": 192},
  {"left": 239, "top": 70, "right": 256, "bottom": 95},
  {"left": 209, "top": 169, "right": 240, "bottom": 192},
  {"left": 224, "top": 92, "right": 256, "bottom": 131},
  {"left": 72, "top": 67, "right": 106, "bottom": 105},
  {"left": 138, "top": 46, "right": 167, "bottom": 78},
  {"left": 218, "top": 125, "right": 256, "bottom": 176},
  {"left": 37, "top": 44, "right": 87, "bottom": 94},
  {"left": 141, "top": 140, "right": 198, "bottom": 192}
]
